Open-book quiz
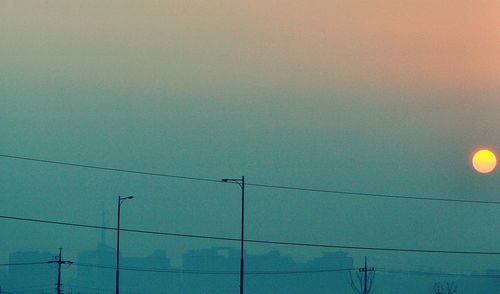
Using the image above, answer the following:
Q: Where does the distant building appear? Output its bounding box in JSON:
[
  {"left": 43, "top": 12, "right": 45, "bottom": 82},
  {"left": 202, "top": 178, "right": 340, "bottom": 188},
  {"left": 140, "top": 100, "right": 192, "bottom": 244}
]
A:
[
  {"left": 181, "top": 248, "right": 354, "bottom": 294},
  {"left": 121, "top": 250, "right": 177, "bottom": 293},
  {"left": 70, "top": 212, "right": 117, "bottom": 292},
  {"left": 72, "top": 244, "right": 176, "bottom": 293},
  {"left": 485, "top": 269, "right": 500, "bottom": 294},
  {"left": 244, "top": 251, "right": 353, "bottom": 294},
  {"left": 0, "top": 268, "right": 6, "bottom": 291},
  {"left": 64, "top": 217, "right": 358, "bottom": 294},
  {"left": 181, "top": 247, "right": 239, "bottom": 293},
  {"left": 7, "top": 250, "right": 56, "bottom": 293},
  {"left": 72, "top": 242, "right": 116, "bottom": 292},
  {"left": 71, "top": 217, "right": 176, "bottom": 293}
]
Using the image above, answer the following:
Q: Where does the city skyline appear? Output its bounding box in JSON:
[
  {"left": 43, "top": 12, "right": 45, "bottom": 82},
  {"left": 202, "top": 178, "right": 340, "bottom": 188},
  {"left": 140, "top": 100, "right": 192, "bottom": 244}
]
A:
[{"left": 1, "top": 240, "right": 498, "bottom": 293}]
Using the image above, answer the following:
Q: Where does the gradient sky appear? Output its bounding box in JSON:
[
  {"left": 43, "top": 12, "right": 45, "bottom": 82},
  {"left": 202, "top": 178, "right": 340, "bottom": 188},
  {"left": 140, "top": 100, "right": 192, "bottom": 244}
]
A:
[{"left": 1, "top": 0, "right": 500, "bottom": 274}]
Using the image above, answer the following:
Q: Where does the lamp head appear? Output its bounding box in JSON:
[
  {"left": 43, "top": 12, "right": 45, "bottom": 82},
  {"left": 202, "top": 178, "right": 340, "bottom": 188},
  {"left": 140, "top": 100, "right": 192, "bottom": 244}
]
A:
[
  {"left": 119, "top": 196, "right": 134, "bottom": 201},
  {"left": 221, "top": 179, "right": 229, "bottom": 182}
]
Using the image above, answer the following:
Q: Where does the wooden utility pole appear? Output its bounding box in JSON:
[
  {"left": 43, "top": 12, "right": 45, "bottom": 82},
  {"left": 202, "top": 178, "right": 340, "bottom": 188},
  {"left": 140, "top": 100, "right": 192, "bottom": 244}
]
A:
[
  {"left": 358, "top": 257, "right": 374, "bottom": 294},
  {"left": 47, "top": 248, "right": 73, "bottom": 294}
]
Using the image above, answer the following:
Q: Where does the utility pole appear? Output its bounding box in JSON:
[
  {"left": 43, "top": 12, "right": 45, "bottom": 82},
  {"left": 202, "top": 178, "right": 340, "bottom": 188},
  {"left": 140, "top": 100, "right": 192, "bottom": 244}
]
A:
[
  {"left": 358, "top": 257, "right": 374, "bottom": 294},
  {"left": 47, "top": 248, "right": 73, "bottom": 294},
  {"left": 364, "top": 257, "right": 367, "bottom": 294}
]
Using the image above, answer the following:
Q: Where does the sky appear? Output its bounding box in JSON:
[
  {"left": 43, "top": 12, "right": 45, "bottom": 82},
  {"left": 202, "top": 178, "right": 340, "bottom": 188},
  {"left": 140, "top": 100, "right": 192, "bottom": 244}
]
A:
[{"left": 1, "top": 0, "right": 500, "bottom": 276}]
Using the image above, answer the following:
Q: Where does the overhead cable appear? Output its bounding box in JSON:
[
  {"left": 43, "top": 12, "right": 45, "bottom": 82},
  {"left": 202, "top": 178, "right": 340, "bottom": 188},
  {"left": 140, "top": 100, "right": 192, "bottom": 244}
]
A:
[
  {"left": 1, "top": 154, "right": 497, "bottom": 205},
  {"left": 1, "top": 214, "right": 500, "bottom": 256}
]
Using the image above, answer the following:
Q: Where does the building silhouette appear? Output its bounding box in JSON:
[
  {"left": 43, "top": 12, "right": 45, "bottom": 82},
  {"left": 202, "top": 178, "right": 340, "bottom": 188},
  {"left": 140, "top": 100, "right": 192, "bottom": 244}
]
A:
[
  {"left": 6, "top": 250, "right": 56, "bottom": 293},
  {"left": 6, "top": 238, "right": 498, "bottom": 293}
]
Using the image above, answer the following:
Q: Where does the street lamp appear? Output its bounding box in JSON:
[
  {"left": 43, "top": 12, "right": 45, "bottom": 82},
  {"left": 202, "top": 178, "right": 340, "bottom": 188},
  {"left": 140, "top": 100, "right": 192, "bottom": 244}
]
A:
[
  {"left": 221, "top": 176, "right": 245, "bottom": 294},
  {"left": 116, "top": 196, "right": 133, "bottom": 294}
]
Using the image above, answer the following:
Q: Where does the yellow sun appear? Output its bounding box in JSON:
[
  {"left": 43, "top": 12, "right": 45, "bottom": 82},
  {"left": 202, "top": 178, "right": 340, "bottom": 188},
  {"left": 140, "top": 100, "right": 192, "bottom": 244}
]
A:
[{"left": 472, "top": 149, "right": 497, "bottom": 174}]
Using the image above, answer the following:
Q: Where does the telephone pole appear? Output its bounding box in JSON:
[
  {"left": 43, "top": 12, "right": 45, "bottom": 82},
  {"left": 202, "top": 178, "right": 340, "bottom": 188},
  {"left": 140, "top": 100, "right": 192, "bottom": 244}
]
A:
[
  {"left": 358, "top": 257, "right": 374, "bottom": 294},
  {"left": 47, "top": 248, "right": 73, "bottom": 294}
]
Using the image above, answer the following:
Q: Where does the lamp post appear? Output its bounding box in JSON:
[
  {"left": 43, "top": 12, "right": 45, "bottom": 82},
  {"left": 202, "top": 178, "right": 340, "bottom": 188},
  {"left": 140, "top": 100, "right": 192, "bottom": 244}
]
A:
[
  {"left": 116, "top": 196, "right": 133, "bottom": 294},
  {"left": 221, "top": 176, "right": 245, "bottom": 294}
]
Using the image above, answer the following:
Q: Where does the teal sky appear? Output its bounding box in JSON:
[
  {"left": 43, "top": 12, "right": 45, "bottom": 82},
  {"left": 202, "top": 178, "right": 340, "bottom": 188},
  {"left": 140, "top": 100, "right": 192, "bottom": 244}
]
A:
[{"left": 1, "top": 0, "right": 500, "bottom": 272}]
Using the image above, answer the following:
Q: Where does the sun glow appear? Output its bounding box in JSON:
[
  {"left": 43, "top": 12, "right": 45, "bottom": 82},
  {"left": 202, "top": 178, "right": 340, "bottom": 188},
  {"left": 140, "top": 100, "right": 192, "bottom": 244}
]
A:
[{"left": 472, "top": 149, "right": 497, "bottom": 174}]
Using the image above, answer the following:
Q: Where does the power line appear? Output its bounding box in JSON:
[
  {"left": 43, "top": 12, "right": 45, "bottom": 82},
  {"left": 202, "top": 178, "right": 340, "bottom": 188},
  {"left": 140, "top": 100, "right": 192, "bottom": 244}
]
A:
[
  {"left": 0, "top": 154, "right": 220, "bottom": 183},
  {"left": 75, "top": 262, "right": 238, "bottom": 275},
  {"left": 0, "top": 258, "right": 357, "bottom": 276},
  {"left": 1, "top": 284, "right": 55, "bottom": 291},
  {"left": 1, "top": 154, "right": 499, "bottom": 205},
  {"left": 74, "top": 262, "right": 356, "bottom": 275},
  {"left": 65, "top": 285, "right": 155, "bottom": 294},
  {"left": 0, "top": 214, "right": 238, "bottom": 242},
  {"left": 379, "top": 268, "right": 500, "bottom": 279},
  {"left": 1, "top": 214, "right": 500, "bottom": 256},
  {"left": 245, "top": 268, "right": 355, "bottom": 275},
  {"left": 3, "top": 260, "right": 500, "bottom": 280},
  {"left": 0, "top": 261, "right": 50, "bottom": 266},
  {"left": 247, "top": 182, "right": 500, "bottom": 205},
  {"left": 65, "top": 284, "right": 114, "bottom": 293}
]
